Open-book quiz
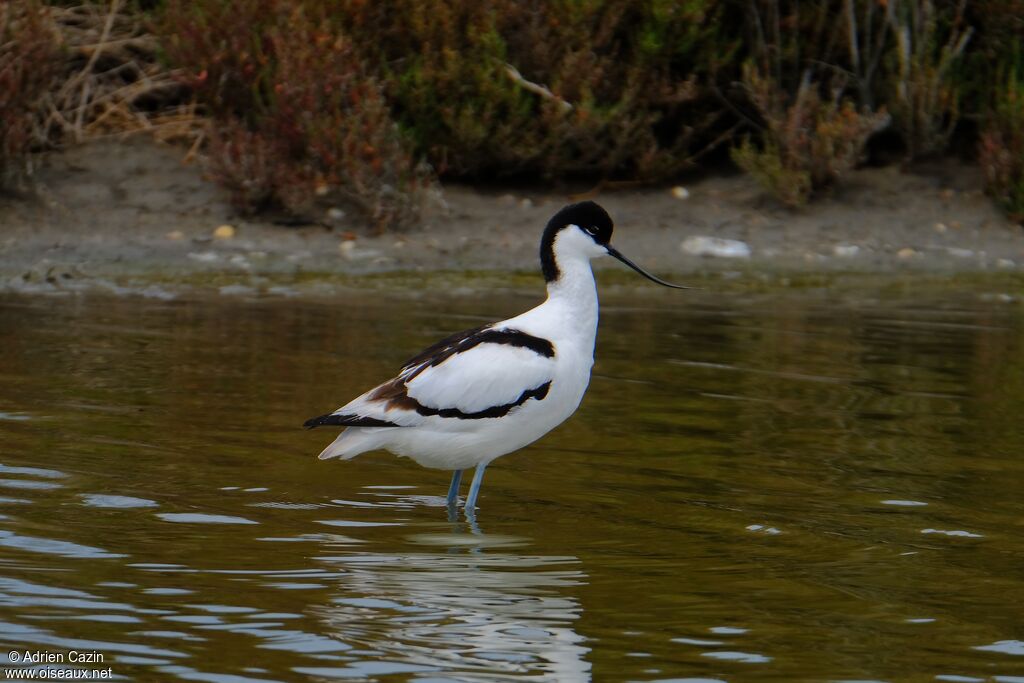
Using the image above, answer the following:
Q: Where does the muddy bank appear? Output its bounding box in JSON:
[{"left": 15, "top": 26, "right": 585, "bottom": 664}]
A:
[{"left": 2, "top": 139, "right": 1024, "bottom": 297}]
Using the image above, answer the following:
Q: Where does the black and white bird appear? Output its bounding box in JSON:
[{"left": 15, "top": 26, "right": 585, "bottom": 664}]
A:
[{"left": 305, "top": 201, "right": 687, "bottom": 517}]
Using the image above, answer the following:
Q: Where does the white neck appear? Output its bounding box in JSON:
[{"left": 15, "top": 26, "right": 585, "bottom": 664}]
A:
[
  {"left": 543, "top": 248, "right": 599, "bottom": 345},
  {"left": 508, "top": 225, "right": 605, "bottom": 351}
]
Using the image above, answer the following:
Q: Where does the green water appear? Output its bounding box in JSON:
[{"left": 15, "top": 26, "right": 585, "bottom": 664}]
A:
[{"left": 1, "top": 283, "right": 1023, "bottom": 682}]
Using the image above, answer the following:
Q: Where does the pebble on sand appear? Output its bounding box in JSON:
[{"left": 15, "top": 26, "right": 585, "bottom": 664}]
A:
[{"left": 213, "top": 224, "right": 236, "bottom": 240}]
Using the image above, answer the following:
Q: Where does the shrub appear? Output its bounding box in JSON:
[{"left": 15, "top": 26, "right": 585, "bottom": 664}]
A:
[
  {"left": 732, "top": 67, "right": 890, "bottom": 207},
  {"left": 979, "top": 64, "right": 1024, "bottom": 224},
  {"left": 885, "top": 0, "right": 973, "bottom": 160},
  {"left": 738, "top": 0, "right": 970, "bottom": 163},
  {"left": 337, "top": 0, "right": 733, "bottom": 179},
  {"left": 206, "top": 120, "right": 282, "bottom": 216},
  {"left": 0, "top": 0, "right": 60, "bottom": 187},
  {"left": 733, "top": 1, "right": 889, "bottom": 205},
  {"left": 162, "top": 1, "right": 427, "bottom": 230},
  {"left": 967, "top": 0, "right": 1024, "bottom": 60},
  {"left": 963, "top": 1, "right": 1024, "bottom": 122}
]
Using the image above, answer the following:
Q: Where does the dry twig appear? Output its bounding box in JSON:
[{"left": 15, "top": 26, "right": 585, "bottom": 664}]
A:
[
  {"left": 502, "top": 63, "right": 574, "bottom": 113},
  {"left": 32, "top": 1, "right": 202, "bottom": 151}
]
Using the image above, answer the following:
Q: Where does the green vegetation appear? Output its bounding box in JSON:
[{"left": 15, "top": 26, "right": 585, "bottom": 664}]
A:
[
  {"left": 3, "top": 0, "right": 1024, "bottom": 226},
  {"left": 332, "top": 0, "right": 732, "bottom": 179},
  {"left": 979, "top": 63, "right": 1024, "bottom": 223}
]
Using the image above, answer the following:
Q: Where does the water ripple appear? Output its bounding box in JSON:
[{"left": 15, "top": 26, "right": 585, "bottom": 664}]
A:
[
  {"left": 0, "top": 530, "right": 125, "bottom": 559},
  {"left": 157, "top": 513, "right": 258, "bottom": 525},
  {"left": 0, "top": 619, "right": 187, "bottom": 659},
  {"left": 974, "top": 640, "right": 1024, "bottom": 656},
  {"left": 81, "top": 494, "right": 159, "bottom": 509},
  {"left": 0, "top": 464, "right": 66, "bottom": 478}
]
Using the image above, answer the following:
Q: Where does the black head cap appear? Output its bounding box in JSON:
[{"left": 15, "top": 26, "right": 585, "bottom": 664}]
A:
[{"left": 540, "top": 201, "right": 614, "bottom": 282}]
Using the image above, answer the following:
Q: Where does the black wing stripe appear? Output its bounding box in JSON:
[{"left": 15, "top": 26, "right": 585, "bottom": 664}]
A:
[
  {"left": 305, "top": 380, "right": 550, "bottom": 428},
  {"left": 414, "top": 381, "right": 551, "bottom": 420},
  {"left": 401, "top": 326, "right": 554, "bottom": 379},
  {"left": 473, "top": 330, "right": 555, "bottom": 359},
  {"left": 303, "top": 413, "right": 400, "bottom": 429}
]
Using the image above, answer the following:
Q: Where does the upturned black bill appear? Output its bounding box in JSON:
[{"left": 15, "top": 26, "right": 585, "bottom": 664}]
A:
[{"left": 606, "top": 246, "right": 691, "bottom": 289}]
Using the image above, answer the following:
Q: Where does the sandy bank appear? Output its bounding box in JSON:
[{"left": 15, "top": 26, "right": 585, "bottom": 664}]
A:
[{"left": 2, "top": 139, "right": 1023, "bottom": 297}]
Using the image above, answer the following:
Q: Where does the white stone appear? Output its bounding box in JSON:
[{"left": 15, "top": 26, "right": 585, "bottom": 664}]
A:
[
  {"left": 681, "top": 236, "right": 751, "bottom": 259},
  {"left": 187, "top": 251, "right": 220, "bottom": 263}
]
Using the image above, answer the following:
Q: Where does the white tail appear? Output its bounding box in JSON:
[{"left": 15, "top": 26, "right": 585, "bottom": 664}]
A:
[{"left": 317, "top": 428, "right": 380, "bottom": 460}]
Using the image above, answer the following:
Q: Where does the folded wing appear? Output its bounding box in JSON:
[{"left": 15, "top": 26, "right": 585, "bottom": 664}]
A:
[{"left": 306, "top": 325, "right": 556, "bottom": 429}]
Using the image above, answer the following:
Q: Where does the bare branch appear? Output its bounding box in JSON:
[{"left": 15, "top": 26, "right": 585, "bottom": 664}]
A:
[{"left": 502, "top": 63, "right": 573, "bottom": 113}]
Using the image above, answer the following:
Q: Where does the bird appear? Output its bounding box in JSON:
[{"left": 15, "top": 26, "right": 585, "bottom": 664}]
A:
[{"left": 304, "top": 201, "right": 688, "bottom": 518}]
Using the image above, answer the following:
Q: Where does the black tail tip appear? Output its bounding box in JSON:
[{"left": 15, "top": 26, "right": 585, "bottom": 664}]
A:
[
  {"left": 303, "top": 414, "right": 328, "bottom": 429},
  {"left": 303, "top": 413, "right": 400, "bottom": 429}
]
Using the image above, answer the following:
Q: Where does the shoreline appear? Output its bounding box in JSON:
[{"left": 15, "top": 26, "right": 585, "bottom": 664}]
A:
[{"left": 3, "top": 139, "right": 1024, "bottom": 299}]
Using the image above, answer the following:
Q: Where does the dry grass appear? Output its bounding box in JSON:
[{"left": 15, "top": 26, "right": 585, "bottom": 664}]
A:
[
  {"left": 42, "top": 1, "right": 202, "bottom": 147},
  {"left": 1, "top": 0, "right": 203, "bottom": 191}
]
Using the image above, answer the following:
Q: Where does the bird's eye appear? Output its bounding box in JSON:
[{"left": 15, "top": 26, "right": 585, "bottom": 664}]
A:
[{"left": 584, "top": 226, "right": 598, "bottom": 236}]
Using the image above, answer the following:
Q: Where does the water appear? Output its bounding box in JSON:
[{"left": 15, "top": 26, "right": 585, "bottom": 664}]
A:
[{"left": 1, "top": 281, "right": 1024, "bottom": 682}]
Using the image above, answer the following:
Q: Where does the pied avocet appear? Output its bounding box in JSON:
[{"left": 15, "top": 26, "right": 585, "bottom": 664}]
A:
[{"left": 305, "top": 201, "right": 687, "bottom": 517}]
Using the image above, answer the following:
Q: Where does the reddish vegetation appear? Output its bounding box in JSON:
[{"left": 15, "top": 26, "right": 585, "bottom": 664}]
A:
[
  {"left": 161, "top": 1, "right": 425, "bottom": 230},
  {"left": 0, "top": 1, "right": 60, "bottom": 186},
  {"left": 4, "top": 0, "right": 1024, "bottom": 226}
]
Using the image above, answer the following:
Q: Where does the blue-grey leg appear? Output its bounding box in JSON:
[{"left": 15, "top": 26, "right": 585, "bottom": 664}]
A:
[
  {"left": 446, "top": 469, "right": 463, "bottom": 507},
  {"left": 464, "top": 463, "right": 488, "bottom": 515},
  {"left": 446, "top": 470, "right": 463, "bottom": 522}
]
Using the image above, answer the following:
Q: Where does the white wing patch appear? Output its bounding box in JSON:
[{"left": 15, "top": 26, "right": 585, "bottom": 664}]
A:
[{"left": 405, "top": 342, "right": 555, "bottom": 414}]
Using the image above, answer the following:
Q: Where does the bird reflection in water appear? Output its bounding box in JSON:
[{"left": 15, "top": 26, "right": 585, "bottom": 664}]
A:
[{"left": 313, "top": 528, "right": 591, "bottom": 681}]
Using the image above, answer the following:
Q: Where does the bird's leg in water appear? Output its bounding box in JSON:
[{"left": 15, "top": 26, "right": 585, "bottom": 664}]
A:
[
  {"left": 464, "top": 463, "right": 487, "bottom": 517},
  {"left": 446, "top": 469, "right": 463, "bottom": 508}
]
